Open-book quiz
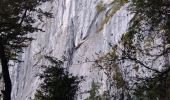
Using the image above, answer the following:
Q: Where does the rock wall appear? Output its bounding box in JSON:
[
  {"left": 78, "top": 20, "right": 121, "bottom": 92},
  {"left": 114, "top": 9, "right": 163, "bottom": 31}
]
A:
[{"left": 10, "top": 0, "right": 132, "bottom": 100}]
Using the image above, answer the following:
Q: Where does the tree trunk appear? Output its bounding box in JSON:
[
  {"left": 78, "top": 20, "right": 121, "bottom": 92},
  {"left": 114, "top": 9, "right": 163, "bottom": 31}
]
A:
[{"left": 0, "top": 42, "right": 12, "bottom": 100}]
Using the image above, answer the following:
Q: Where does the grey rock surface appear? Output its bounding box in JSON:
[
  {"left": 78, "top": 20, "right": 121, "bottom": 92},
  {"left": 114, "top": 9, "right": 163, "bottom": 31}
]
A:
[{"left": 10, "top": 0, "right": 132, "bottom": 100}]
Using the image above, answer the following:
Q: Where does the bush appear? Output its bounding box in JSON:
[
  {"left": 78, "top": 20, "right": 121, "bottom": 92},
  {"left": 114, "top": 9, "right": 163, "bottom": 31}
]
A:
[{"left": 96, "top": 2, "right": 105, "bottom": 13}]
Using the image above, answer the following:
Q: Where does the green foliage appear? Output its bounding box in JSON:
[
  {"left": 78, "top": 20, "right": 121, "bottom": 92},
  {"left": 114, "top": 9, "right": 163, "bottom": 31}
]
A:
[
  {"left": 85, "top": 81, "right": 109, "bottom": 100},
  {"left": 113, "top": 65, "right": 125, "bottom": 89},
  {"left": 0, "top": 0, "right": 53, "bottom": 99},
  {"left": 34, "top": 56, "right": 82, "bottom": 100},
  {"left": 100, "top": 48, "right": 126, "bottom": 90},
  {"left": 95, "top": 0, "right": 170, "bottom": 99},
  {"left": 134, "top": 74, "right": 170, "bottom": 100},
  {"left": 0, "top": 0, "right": 53, "bottom": 60},
  {"left": 123, "top": 0, "right": 128, "bottom": 3},
  {"left": 121, "top": 32, "right": 135, "bottom": 49},
  {"left": 108, "top": 47, "right": 118, "bottom": 61},
  {"left": 85, "top": 81, "right": 101, "bottom": 100},
  {"left": 120, "top": 0, "right": 170, "bottom": 99},
  {"left": 96, "top": 2, "right": 105, "bottom": 13},
  {"left": 129, "top": 0, "right": 170, "bottom": 43},
  {"left": 98, "top": 0, "right": 128, "bottom": 31}
]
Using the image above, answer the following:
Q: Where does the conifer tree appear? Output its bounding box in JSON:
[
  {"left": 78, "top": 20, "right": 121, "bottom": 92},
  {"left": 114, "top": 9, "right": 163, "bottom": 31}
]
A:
[{"left": 0, "top": 0, "right": 53, "bottom": 100}]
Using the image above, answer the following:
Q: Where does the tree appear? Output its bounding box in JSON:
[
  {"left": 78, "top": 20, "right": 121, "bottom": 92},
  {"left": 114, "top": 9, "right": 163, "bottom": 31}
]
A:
[
  {"left": 94, "top": 0, "right": 170, "bottom": 99},
  {"left": 120, "top": 0, "right": 170, "bottom": 99},
  {"left": 34, "top": 56, "right": 82, "bottom": 100},
  {"left": 0, "top": 0, "right": 53, "bottom": 100},
  {"left": 124, "top": 0, "right": 170, "bottom": 99}
]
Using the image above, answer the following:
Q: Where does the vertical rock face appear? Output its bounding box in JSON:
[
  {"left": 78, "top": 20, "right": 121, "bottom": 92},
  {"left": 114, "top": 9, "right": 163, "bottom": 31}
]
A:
[{"left": 10, "top": 0, "right": 132, "bottom": 100}]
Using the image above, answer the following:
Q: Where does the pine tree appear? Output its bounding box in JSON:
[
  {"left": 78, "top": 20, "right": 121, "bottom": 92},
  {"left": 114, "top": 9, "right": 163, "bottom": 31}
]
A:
[{"left": 0, "top": 0, "right": 53, "bottom": 100}]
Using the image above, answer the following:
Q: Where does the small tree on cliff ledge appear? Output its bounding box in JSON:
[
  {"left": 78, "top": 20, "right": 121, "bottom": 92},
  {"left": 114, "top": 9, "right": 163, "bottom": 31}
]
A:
[{"left": 0, "top": 0, "right": 53, "bottom": 100}]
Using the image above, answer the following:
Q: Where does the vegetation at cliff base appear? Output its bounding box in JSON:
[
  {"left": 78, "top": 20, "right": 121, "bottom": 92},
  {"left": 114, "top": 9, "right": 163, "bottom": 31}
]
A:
[{"left": 34, "top": 56, "right": 83, "bottom": 100}]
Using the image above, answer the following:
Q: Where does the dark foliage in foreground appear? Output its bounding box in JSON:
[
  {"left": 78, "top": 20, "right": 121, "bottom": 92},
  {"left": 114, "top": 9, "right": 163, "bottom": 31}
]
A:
[
  {"left": 0, "top": 0, "right": 53, "bottom": 99},
  {"left": 34, "top": 56, "right": 83, "bottom": 100}
]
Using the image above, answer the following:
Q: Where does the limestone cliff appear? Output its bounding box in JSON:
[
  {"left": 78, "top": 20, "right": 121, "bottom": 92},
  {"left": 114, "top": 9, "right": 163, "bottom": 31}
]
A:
[{"left": 9, "top": 0, "right": 132, "bottom": 100}]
